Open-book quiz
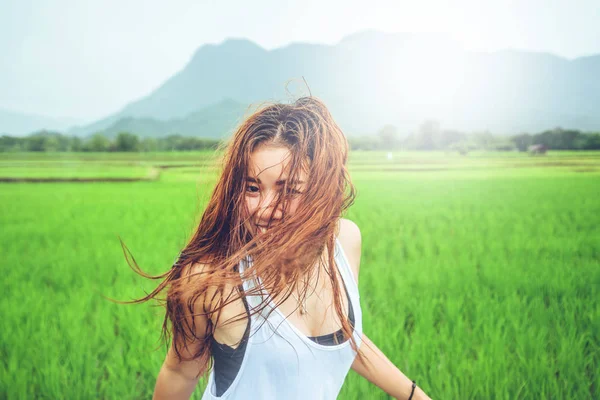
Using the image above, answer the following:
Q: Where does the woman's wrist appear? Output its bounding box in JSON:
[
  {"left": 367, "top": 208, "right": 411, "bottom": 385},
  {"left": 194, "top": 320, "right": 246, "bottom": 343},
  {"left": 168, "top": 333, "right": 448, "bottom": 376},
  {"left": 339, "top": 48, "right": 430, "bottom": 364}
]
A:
[
  {"left": 394, "top": 380, "right": 430, "bottom": 400},
  {"left": 411, "top": 386, "right": 432, "bottom": 400}
]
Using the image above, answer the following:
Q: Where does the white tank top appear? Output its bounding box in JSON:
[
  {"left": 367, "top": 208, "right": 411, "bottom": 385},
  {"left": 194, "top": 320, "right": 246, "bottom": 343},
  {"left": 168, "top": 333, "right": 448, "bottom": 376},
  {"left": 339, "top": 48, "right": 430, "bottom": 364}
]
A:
[{"left": 201, "top": 237, "right": 363, "bottom": 399}]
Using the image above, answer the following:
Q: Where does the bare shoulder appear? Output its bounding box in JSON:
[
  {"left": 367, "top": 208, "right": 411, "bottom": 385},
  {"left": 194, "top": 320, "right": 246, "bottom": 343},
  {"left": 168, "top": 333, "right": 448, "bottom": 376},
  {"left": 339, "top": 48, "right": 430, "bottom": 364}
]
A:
[
  {"left": 162, "top": 260, "right": 214, "bottom": 378},
  {"left": 178, "top": 260, "right": 221, "bottom": 319},
  {"left": 171, "top": 260, "right": 217, "bottom": 330},
  {"left": 336, "top": 218, "right": 362, "bottom": 283}
]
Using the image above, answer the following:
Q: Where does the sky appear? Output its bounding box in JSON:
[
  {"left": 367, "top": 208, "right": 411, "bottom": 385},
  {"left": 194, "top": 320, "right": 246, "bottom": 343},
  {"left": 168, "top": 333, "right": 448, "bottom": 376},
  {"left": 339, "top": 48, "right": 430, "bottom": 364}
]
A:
[{"left": 1, "top": 0, "right": 599, "bottom": 123}]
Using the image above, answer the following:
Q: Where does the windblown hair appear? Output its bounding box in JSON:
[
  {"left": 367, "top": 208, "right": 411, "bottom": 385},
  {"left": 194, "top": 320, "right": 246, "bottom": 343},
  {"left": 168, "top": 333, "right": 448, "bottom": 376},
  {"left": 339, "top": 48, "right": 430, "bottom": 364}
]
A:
[{"left": 123, "top": 96, "right": 366, "bottom": 378}]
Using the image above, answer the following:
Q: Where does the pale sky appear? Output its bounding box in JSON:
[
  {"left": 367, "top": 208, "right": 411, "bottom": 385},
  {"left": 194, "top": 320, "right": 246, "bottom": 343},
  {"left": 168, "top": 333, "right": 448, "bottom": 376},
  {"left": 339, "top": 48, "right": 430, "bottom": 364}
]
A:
[{"left": 1, "top": 0, "right": 599, "bottom": 122}]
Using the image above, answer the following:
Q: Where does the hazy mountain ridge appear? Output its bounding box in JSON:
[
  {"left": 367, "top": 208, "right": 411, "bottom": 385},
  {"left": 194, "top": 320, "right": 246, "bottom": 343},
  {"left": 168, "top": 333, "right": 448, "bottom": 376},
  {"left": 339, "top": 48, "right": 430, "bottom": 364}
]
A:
[
  {"left": 96, "top": 98, "right": 249, "bottom": 139},
  {"left": 91, "top": 31, "right": 599, "bottom": 136},
  {"left": 0, "top": 108, "right": 81, "bottom": 137},
  {"left": 5, "top": 31, "right": 600, "bottom": 137}
]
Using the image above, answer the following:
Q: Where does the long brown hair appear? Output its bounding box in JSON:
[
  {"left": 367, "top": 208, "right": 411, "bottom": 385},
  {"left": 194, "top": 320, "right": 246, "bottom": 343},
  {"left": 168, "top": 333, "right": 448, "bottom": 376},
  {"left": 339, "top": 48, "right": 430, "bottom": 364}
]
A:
[{"left": 122, "top": 96, "right": 368, "bottom": 378}]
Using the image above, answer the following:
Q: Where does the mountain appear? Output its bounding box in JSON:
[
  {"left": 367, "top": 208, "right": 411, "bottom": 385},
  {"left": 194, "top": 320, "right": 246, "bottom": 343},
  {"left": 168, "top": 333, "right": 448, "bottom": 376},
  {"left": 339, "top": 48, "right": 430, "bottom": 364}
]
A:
[
  {"left": 95, "top": 98, "right": 248, "bottom": 139},
  {"left": 0, "top": 108, "right": 80, "bottom": 136},
  {"left": 73, "top": 31, "right": 600, "bottom": 136}
]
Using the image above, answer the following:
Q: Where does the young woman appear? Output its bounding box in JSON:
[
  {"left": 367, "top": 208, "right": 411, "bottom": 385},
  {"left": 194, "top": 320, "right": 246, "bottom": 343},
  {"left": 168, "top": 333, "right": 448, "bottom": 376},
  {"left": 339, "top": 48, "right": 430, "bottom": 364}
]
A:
[{"left": 128, "top": 97, "right": 431, "bottom": 399}]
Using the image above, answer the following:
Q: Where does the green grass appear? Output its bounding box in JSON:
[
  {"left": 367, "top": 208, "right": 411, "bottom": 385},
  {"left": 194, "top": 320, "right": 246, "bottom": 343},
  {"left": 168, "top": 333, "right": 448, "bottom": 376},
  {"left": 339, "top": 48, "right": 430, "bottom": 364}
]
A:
[
  {"left": 1, "top": 151, "right": 599, "bottom": 399},
  {"left": 0, "top": 165, "right": 152, "bottom": 179}
]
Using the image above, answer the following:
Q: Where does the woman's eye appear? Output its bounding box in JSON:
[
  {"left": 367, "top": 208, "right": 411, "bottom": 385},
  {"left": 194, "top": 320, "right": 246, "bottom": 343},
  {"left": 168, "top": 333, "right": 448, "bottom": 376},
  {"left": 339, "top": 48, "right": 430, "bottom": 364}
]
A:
[
  {"left": 246, "top": 185, "right": 259, "bottom": 194},
  {"left": 245, "top": 185, "right": 302, "bottom": 196},
  {"left": 285, "top": 187, "right": 303, "bottom": 196}
]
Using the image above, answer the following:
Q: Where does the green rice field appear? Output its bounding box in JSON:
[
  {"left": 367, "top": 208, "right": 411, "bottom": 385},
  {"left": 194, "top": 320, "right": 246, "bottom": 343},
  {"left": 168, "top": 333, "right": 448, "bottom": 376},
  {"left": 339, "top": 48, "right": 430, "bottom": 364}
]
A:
[{"left": 1, "top": 150, "right": 599, "bottom": 399}]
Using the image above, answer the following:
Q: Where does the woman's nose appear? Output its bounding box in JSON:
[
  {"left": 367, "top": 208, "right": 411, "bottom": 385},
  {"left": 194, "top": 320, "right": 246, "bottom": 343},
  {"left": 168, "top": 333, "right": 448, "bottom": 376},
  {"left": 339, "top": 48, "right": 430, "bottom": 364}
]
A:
[{"left": 257, "top": 191, "right": 283, "bottom": 221}]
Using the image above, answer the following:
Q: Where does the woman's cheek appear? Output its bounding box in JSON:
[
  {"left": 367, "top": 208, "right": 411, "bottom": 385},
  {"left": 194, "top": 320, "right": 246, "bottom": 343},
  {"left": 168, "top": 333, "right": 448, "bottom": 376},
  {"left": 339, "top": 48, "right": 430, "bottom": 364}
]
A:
[
  {"left": 244, "top": 196, "right": 257, "bottom": 217},
  {"left": 250, "top": 197, "right": 259, "bottom": 211}
]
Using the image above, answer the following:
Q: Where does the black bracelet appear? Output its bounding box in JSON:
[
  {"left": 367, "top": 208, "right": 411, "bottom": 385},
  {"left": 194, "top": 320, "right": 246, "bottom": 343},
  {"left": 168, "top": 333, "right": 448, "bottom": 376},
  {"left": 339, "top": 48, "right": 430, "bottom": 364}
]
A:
[{"left": 408, "top": 380, "right": 417, "bottom": 400}]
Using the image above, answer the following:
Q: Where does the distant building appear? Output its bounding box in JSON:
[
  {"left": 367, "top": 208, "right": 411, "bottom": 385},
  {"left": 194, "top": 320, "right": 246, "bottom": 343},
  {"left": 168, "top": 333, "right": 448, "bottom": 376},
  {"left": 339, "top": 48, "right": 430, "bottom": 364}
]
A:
[{"left": 528, "top": 144, "right": 548, "bottom": 155}]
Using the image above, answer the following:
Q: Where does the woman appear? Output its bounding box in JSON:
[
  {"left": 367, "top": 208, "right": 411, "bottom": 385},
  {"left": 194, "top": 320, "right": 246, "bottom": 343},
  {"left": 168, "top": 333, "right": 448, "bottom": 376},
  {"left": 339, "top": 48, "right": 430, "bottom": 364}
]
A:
[{"left": 127, "top": 97, "right": 431, "bottom": 399}]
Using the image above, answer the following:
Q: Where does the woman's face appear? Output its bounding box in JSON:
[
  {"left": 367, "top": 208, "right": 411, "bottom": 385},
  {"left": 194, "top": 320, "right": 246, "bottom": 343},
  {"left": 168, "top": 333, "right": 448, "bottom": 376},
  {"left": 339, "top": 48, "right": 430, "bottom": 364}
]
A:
[{"left": 244, "top": 144, "right": 307, "bottom": 236}]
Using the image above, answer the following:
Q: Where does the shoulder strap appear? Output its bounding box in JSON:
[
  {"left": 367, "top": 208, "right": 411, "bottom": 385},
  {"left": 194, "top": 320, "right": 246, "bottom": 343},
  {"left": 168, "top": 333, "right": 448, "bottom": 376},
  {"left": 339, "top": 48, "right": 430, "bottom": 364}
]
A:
[
  {"left": 334, "top": 237, "right": 360, "bottom": 297},
  {"left": 238, "top": 256, "right": 265, "bottom": 310}
]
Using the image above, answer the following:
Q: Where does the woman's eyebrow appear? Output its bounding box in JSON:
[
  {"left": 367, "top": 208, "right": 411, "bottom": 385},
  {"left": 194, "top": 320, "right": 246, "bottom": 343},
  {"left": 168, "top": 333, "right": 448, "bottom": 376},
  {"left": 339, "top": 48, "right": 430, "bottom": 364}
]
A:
[{"left": 246, "top": 176, "right": 305, "bottom": 185}]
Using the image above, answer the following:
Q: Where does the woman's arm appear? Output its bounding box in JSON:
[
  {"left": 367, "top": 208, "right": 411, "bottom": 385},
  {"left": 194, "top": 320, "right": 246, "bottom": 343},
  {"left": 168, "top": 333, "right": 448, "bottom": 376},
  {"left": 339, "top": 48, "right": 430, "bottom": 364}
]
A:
[
  {"left": 153, "top": 345, "right": 206, "bottom": 400},
  {"left": 152, "top": 262, "right": 213, "bottom": 400},
  {"left": 352, "top": 334, "right": 432, "bottom": 400},
  {"left": 338, "top": 219, "right": 431, "bottom": 399}
]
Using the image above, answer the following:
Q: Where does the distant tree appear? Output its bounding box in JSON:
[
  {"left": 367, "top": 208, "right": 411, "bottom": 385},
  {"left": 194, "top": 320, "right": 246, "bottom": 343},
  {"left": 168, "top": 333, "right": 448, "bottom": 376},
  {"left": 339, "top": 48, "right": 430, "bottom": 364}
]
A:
[
  {"left": 84, "top": 133, "right": 111, "bottom": 152},
  {"left": 377, "top": 125, "right": 400, "bottom": 149},
  {"left": 140, "top": 137, "right": 158, "bottom": 152},
  {"left": 26, "top": 135, "right": 46, "bottom": 152},
  {"left": 437, "top": 130, "right": 465, "bottom": 149},
  {"left": 163, "top": 134, "right": 183, "bottom": 152},
  {"left": 511, "top": 133, "right": 533, "bottom": 152},
  {"left": 348, "top": 135, "right": 380, "bottom": 151},
  {"left": 411, "top": 119, "right": 440, "bottom": 150},
  {"left": 0, "top": 135, "right": 23, "bottom": 152},
  {"left": 25, "top": 131, "right": 62, "bottom": 152},
  {"left": 114, "top": 132, "right": 140, "bottom": 152},
  {"left": 472, "top": 130, "right": 495, "bottom": 150},
  {"left": 177, "top": 137, "right": 201, "bottom": 151},
  {"left": 558, "top": 128, "right": 581, "bottom": 149},
  {"left": 582, "top": 133, "right": 600, "bottom": 150},
  {"left": 532, "top": 127, "right": 582, "bottom": 150},
  {"left": 69, "top": 136, "right": 83, "bottom": 152},
  {"left": 45, "top": 135, "right": 61, "bottom": 151},
  {"left": 448, "top": 141, "right": 468, "bottom": 155}
]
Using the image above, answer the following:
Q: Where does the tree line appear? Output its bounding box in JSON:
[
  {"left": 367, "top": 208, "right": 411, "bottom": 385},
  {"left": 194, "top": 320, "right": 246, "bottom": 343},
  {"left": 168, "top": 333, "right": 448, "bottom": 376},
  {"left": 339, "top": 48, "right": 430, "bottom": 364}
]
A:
[
  {"left": 353, "top": 122, "right": 600, "bottom": 152},
  {"left": 1, "top": 124, "right": 600, "bottom": 153},
  {"left": 0, "top": 131, "right": 222, "bottom": 152}
]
